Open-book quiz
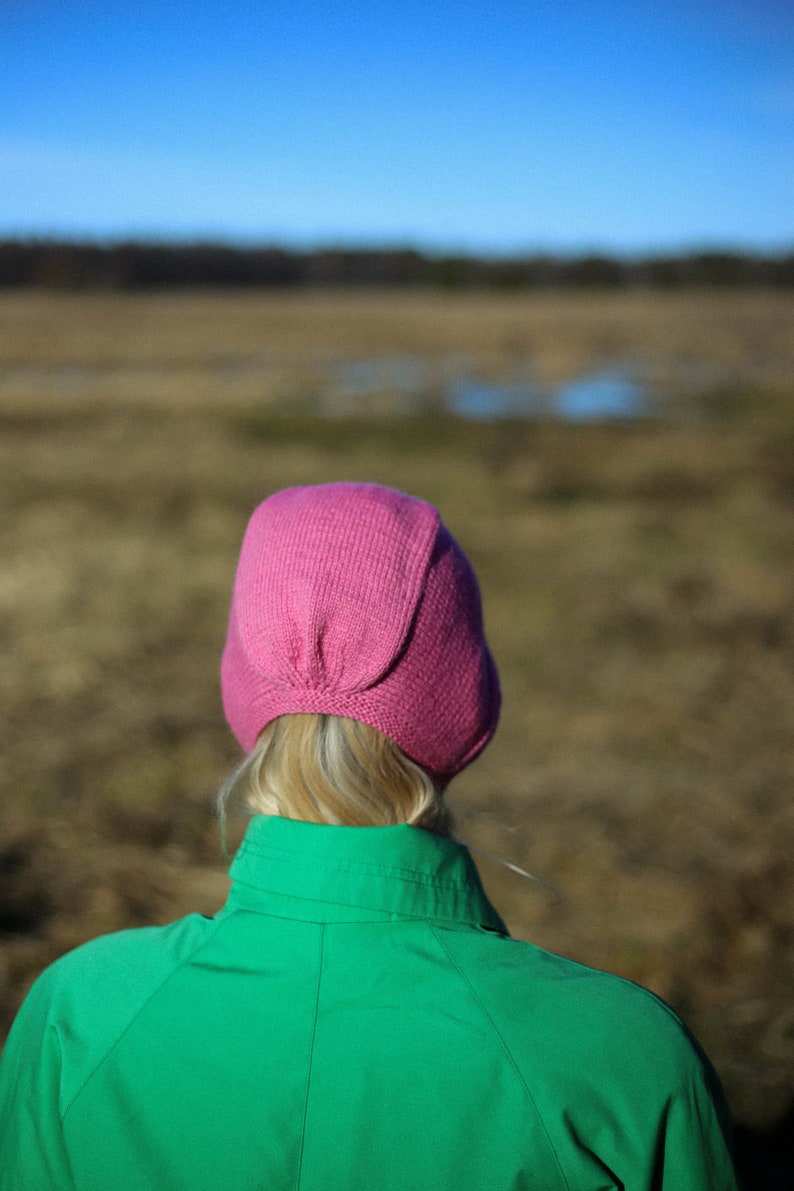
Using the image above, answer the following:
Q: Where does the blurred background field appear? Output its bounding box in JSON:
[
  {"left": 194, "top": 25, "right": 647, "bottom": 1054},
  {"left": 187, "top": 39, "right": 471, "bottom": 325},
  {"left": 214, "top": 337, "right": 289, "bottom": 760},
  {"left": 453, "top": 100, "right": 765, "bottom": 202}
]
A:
[{"left": 1, "top": 288, "right": 794, "bottom": 1181}]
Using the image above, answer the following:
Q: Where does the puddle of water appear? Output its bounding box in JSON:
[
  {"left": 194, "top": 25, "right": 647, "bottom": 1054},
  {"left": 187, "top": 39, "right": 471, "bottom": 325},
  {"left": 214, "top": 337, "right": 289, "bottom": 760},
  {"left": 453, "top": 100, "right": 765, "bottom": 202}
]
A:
[
  {"left": 0, "top": 353, "right": 654, "bottom": 421},
  {"left": 446, "top": 378, "right": 546, "bottom": 420},
  {"left": 554, "top": 371, "right": 647, "bottom": 421},
  {"left": 318, "top": 354, "right": 651, "bottom": 421}
]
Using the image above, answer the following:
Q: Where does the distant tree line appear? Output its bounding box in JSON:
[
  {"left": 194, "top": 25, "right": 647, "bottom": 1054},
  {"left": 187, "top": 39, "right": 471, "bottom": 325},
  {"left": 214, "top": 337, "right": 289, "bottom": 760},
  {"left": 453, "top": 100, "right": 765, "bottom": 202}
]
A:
[{"left": 0, "top": 239, "right": 792, "bottom": 289}]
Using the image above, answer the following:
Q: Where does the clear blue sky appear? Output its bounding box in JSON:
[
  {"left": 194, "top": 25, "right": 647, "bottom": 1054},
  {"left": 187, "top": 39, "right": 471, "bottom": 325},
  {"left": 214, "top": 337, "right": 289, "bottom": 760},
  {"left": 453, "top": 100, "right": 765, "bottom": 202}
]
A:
[{"left": 2, "top": 0, "right": 792, "bottom": 253}]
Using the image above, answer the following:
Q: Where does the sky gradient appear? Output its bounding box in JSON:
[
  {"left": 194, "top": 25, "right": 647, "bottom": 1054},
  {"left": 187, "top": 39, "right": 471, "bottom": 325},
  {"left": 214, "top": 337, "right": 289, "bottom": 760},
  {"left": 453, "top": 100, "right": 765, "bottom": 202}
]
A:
[{"left": 2, "top": 0, "right": 793, "bottom": 253}]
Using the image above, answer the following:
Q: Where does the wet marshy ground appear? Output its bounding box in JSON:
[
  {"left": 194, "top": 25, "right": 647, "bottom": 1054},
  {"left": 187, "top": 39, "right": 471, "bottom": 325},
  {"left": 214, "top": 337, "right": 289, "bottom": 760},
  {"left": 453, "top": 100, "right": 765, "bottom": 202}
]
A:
[{"left": 1, "top": 288, "right": 793, "bottom": 1187}]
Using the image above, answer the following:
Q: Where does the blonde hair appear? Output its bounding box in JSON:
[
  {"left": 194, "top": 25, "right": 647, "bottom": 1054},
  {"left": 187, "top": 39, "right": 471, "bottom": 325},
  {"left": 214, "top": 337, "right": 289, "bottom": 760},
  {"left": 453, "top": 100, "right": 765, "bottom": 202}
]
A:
[{"left": 218, "top": 714, "right": 453, "bottom": 838}]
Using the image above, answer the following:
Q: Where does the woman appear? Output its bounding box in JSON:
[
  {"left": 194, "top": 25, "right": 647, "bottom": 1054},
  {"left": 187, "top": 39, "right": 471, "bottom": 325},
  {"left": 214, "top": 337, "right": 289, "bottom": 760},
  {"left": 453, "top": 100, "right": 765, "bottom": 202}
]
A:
[{"left": 0, "top": 482, "right": 738, "bottom": 1189}]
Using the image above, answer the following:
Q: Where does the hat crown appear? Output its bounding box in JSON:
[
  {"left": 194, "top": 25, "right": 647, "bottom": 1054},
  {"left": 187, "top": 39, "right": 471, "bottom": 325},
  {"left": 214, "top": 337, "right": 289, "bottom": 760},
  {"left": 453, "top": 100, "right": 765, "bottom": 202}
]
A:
[{"left": 233, "top": 483, "right": 441, "bottom": 693}]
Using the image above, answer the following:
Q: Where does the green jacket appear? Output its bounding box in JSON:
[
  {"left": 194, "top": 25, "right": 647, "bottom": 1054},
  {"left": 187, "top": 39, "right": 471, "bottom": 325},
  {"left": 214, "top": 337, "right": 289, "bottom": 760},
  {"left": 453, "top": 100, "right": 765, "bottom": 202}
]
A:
[{"left": 0, "top": 816, "right": 738, "bottom": 1189}]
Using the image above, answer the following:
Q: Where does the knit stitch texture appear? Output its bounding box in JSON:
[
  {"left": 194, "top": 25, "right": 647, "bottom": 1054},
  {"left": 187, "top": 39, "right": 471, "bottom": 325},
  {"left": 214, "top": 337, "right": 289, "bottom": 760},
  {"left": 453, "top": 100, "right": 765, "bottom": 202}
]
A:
[{"left": 221, "top": 482, "right": 500, "bottom": 783}]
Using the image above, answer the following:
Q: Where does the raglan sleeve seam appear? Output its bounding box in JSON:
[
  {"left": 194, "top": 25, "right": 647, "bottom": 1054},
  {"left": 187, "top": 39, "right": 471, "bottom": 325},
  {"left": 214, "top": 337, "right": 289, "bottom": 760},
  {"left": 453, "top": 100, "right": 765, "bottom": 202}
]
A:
[
  {"left": 428, "top": 922, "right": 572, "bottom": 1191},
  {"left": 59, "top": 914, "right": 230, "bottom": 1120}
]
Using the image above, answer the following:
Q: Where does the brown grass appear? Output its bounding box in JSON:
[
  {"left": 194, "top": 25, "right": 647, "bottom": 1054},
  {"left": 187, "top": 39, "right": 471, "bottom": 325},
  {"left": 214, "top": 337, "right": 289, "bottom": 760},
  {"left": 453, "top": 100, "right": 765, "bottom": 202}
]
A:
[
  {"left": 1, "top": 289, "right": 793, "bottom": 1141},
  {"left": 2, "top": 287, "right": 792, "bottom": 412}
]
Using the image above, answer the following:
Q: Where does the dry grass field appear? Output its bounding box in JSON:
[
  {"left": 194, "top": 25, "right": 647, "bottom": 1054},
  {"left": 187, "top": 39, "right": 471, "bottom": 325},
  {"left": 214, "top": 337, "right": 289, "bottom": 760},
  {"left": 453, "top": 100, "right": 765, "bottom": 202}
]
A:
[{"left": 1, "top": 288, "right": 793, "bottom": 1181}]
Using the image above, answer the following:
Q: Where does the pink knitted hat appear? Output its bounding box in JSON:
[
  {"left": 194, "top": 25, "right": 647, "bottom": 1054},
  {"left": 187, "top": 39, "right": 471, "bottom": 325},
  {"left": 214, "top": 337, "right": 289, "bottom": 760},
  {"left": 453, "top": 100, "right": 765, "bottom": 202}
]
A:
[{"left": 221, "top": 482, "right": 500, "bottom": 784}]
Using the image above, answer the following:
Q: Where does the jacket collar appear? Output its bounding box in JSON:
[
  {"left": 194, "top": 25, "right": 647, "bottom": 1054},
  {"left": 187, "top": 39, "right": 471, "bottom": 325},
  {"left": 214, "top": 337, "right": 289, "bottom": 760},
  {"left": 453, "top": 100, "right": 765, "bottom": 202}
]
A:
[{"left": 226, "top": 815, "right": 506, "bottom": 932}]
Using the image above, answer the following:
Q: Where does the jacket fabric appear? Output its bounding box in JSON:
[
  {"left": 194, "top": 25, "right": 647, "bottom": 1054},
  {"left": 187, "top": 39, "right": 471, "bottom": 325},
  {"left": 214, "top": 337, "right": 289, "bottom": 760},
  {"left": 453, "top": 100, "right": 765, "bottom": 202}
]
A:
[{"left": 0, "top": 815, "right": 738, "bottom": 1190}]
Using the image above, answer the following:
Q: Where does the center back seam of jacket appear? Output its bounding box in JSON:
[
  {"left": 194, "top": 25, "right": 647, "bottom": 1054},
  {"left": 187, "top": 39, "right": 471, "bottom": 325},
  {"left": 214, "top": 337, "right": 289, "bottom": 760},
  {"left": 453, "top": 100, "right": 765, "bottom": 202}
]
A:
[
  {"left": 294, "top": 922, "right": 325, "bottom": 1191},
  {"left": 428, "top": 923, "right": 572, "bottom": 1191}
]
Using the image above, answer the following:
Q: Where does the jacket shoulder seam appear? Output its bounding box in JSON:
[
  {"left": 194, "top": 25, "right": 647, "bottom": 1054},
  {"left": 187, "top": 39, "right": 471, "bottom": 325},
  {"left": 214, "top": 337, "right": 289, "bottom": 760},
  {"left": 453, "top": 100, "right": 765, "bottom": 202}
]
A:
[
  {"left": 59, "top": 915, "right": 228, "bottom": 1120},
  {"left": 428, "top": 923, "right": 572, "bottom": 1191}
]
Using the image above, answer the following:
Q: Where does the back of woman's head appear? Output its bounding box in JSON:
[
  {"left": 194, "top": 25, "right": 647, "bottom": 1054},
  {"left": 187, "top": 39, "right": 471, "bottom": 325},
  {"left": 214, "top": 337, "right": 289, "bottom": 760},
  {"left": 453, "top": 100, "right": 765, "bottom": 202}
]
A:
[
  {"left": 220, "top": 712, "right": 453, "bottom": 836},
  {"left": 221, "top": 482, "right": 500, "bottom": 820}
]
